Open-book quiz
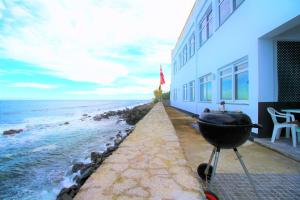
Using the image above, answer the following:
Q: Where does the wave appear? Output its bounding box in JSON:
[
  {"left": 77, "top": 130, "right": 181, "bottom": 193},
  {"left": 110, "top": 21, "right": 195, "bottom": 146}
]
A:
[{"left": 32, "top": 144, "right": 58, "bottom": 153}]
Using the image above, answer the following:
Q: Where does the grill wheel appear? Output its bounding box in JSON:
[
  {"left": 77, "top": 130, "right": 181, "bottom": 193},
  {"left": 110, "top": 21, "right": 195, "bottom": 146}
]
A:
[
  {"left": 204, "top": 190, "right": 219, "bottom": 200},
  {"left": 197, "top": 163, "right": 213, "bottom": 181}
]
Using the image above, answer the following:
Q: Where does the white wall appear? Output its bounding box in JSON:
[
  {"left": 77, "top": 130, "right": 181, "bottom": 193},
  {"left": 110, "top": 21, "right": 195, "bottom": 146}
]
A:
[{"left": 170, "top": 0, "right": 300, "bottom": 125}]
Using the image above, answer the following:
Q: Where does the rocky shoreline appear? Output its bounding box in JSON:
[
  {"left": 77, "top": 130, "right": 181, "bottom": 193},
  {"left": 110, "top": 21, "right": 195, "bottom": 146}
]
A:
[{"left": 56, "top": 103, "right": 153, "bottom": 200}]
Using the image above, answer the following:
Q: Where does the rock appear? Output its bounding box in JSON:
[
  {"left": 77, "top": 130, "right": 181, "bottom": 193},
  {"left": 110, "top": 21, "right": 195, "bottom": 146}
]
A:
[
  {"left": 121, "top": 104, "right": 153, "bottom": 125},
  {"left": 102, "top": 113, "right": 109, "bottom": 119},
  {"left": 56, "top": 185, "right": 79, "bottom": 200},
  {"left": 82, "top": 114, "right": 88, "bottom": 117},
  {"left": 116, "top": 132, "right": 122, "bottom": 138},
  {"left": 91, "top": 152, "right": 103, "bottom": 164},
  {"left": 3, "top": 129, "right": 23, "bottom": 135},
  {"left": 76, "top": 166, "right": 94, "bottom": 186},
  {"left": 93, "top": 114, "right": 102, "bottom": 121},
  {"left": 116, "top": 119, "right": 123, "bottom": 124},
  {"left": 72, "top": 163, "right": 95, "bottom": 186},
  {"left": 71, "top": 162, "right": 85, "bottom": 173},
  {"left": 114, "top": 137, "right": 122, "bottom": 145},
  {"left": 64, "top": 122, "right": 69, "bottom": 125},
  {"left": 102, "top": 146, "right": 116, "bottom": 158},
  {"left": 109, "top": 136, "right": 114, "bottom": 140},
  {"left": 79, "top": 163, "right": 93, "bottom": 175},
  {"left": 107, "top": 145, "right": 117, "bottom": 152}
]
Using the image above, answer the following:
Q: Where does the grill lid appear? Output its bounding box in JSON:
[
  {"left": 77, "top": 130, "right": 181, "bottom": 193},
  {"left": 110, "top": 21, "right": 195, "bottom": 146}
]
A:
[{"left": 199, "top": 110, "right": 252, "bottom": 126}]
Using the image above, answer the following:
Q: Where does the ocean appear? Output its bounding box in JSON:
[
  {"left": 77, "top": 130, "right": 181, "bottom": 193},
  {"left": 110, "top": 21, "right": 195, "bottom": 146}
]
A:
[{"left": 0, "top": 100, "right": 148, "bottom": 200}]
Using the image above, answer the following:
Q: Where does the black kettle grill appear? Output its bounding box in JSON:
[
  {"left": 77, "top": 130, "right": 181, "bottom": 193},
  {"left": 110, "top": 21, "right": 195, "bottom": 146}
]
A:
[{"left": 196, "top": 110, "right": 262, "bottom": 200}]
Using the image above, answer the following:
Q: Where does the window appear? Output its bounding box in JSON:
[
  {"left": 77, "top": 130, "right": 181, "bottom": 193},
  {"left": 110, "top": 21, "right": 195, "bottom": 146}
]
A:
[
  {"left": 189, "top": 81, "right": 195, "bottom": 101},
  {"left": 219, "top": 59, "right": 248, "bottom": 102},
  {"left": 183, "top": 84, "right": 188, "bottom": 101},
  {"left": 183, "top": 45, "right": 188, "bottom": 64},
  {"left": 200, "top": 74, "right": 213, "bottom": 102},
  {"left": 234, "top": 63, "right": 248, "bottom": 100},
  {"left": 199, "top": 8, "right": 213, "bottom": 46},
  {"left": 189, "top": 34, "right": 195, "bottom": 57},
  {"left": 219, "top": 0, "right": 232, "bottom": 25},
  {"left": 219, "top": 0, "right": 245, "bottom": 25},
  {"left": 220, "top": 68, "right": 232, "bottom": 100}
]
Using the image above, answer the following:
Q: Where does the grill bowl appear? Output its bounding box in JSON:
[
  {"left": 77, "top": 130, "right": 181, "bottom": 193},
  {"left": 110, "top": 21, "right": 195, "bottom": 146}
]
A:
[{"left": 197, "top": 120, "right": 252, "bottom": 149}]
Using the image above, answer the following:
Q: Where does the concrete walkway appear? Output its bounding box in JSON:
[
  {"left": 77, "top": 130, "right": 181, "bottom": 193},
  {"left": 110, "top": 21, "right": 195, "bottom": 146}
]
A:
[{"left": 75, "top": 103, "right": 205, "bottom": 200}]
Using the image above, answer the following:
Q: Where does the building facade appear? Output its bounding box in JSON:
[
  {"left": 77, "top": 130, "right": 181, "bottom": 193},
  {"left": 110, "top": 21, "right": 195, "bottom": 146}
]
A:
[{"left": 170, "top": 0, "right": 300, "bottom": 136}]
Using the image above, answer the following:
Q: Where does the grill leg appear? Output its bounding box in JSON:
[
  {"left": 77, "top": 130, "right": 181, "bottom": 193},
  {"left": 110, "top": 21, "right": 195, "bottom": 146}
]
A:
[
  {"left": 208, "top": 147, "right": 220, "bottom": 188},
  {"left": 205, "top": 147, "right": 216, "bottom": 175},
  {"left": 211, "top": 147, "right": 220, "bottom": 179},
  {"left": 233, "top": 148, "right": 257, "bottom": 191}
]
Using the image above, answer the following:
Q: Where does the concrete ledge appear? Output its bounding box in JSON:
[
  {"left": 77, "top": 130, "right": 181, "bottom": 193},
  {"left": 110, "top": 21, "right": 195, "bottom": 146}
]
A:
[{"left": 74, "top": 103, "right": 205, "bottom": 200}]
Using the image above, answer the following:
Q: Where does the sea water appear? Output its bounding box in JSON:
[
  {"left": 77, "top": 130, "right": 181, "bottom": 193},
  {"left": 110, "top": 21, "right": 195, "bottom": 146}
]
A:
[{"left": 0, "top": 100, "right": 147, "bottom": 200}]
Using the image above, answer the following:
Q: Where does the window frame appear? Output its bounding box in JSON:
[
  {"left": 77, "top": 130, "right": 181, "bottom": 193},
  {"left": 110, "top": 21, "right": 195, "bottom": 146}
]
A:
[
  {"left": 218, "top": 0, "right": 245, "bottom": 26},
  {"left": 183, "top": 84, "right": 188, "bottom": 101},
  {"left": 218, "top": 59, "right": 249, "bottom": 104},
  {"left": 188, "top": 80, "right": 195, "bottom": 102},
  {"left": 199, "top": 73, "right": 213, "bottom": 102},
  {"left": 234, "top": 62, "right": 248, "bottom": 101},
  {"left": 199, "top": 7, "right": 213, "bottom": 47},
  {"left": 218, "top": 0, "right": 233, "bottom": 26},
  {"left": 184, "top": 44, "right": 188, "bottom": 64},
  {"left": 189, "top": 33, "right": 195, "bottom": 58}
]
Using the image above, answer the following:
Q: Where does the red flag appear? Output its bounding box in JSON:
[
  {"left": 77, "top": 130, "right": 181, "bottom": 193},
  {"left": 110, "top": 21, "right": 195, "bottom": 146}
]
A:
[{"left": 160, "top": 65, "right": 165, "bottom": 85}]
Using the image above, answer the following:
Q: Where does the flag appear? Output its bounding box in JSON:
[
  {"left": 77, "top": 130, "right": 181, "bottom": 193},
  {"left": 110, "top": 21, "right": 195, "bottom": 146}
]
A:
[{"left": 160, "top": 65, "right": 165, "bottom": 85}]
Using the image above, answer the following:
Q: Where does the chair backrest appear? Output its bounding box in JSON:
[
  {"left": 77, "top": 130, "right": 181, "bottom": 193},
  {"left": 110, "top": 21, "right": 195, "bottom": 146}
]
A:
[{"left": 267, "top": 107, "right": 279, "bottom": 124}]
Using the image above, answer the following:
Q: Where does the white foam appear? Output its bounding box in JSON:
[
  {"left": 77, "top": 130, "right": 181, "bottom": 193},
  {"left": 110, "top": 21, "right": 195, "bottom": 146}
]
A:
[{"left": 32, "top": 144, "right": 57, "bottom": 152}]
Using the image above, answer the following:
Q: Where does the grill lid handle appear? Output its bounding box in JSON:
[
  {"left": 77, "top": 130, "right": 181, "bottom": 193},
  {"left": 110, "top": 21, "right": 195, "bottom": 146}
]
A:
[{"left": 252, "top": 124, "right": 263, "bottom": 129}]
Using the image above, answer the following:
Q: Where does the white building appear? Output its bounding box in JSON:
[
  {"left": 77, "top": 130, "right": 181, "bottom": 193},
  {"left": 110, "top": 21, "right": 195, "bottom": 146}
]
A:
[{"left": 170, "top": 0, "right": 300, "bottom": 137}]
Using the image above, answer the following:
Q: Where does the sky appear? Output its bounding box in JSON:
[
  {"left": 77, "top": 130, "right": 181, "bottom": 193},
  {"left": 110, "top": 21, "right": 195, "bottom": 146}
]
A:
[{"left": 0, "top": 0, "right": 195, "bottom": 100}]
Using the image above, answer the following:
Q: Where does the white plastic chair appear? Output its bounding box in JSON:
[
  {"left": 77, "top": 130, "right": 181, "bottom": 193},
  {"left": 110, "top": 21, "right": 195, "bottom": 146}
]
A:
[{"left": 267, "top": 107, "right": 297, "bottom": 147}]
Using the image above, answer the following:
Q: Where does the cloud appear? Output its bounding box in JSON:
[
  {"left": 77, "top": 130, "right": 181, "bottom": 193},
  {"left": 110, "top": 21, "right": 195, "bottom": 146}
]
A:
[
  {"left": 11, "top": 82, "right": 59, "bottom": 89},
  {"left": 0, "top": 0, "right": 194, "bottom": 85},
  {"left": 68, "top": 86, "right": 153, "bottom": 96}
]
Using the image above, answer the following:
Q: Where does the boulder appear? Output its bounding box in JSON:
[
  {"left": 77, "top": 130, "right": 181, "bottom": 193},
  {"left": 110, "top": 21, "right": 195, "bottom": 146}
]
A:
[
  {"left": 76, "top": 166, "right": 94, "bottom": 186},
  {"left": 121, "top": 104, "right": 153, "bottom": 125},
  {"left": 90, "top": 152, "right": 103, "bottom": 164},
  {"left": 109, "top": 136, "right": 115, "bottom": 140},
  {"left": 71, "top": 162, "right": 85, "bottom": 173},
  {"left": 64, "top": 122, "right": 69, "bottom": 125},
  {"left": 3, "top": 129, "right": 23, "bottom": 135},
  {"left": 93, "top": 115, "right": 102, "bottom": 121},
  {"left": 102, "top": 146, "right": 116, "bottom": 158},
  {"left": 56, "top": 185, "right": 79, "bottom": 200},
  {"left": 114, "top": 137, "right": 122, "bottom": 145}
]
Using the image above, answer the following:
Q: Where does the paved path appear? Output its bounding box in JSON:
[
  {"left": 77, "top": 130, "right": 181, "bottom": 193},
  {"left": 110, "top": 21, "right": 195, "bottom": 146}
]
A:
[
  {"left": 165, "top": 106, "right": 300, "bottom": 200},
  {"left": 75, "top": 103, "right": 205, "bottom": 200}
]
